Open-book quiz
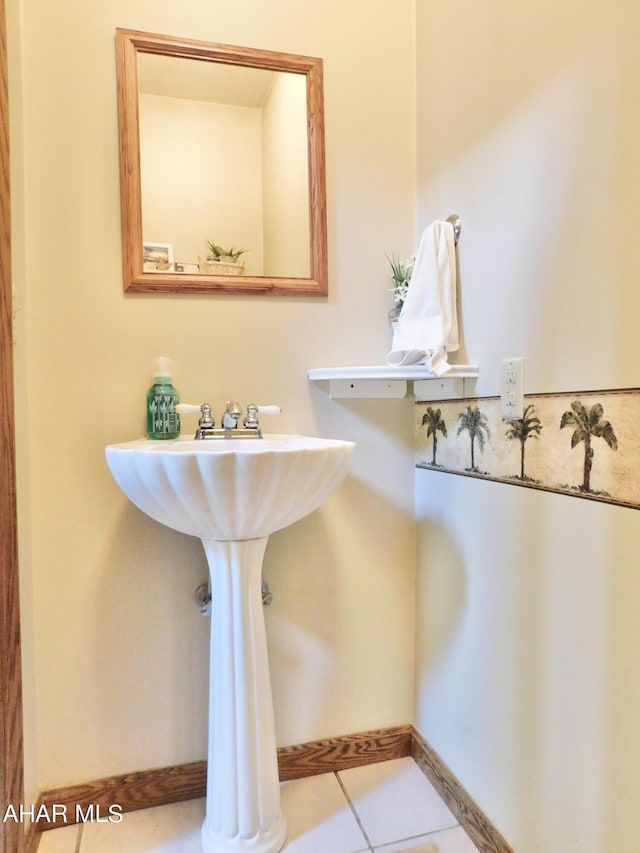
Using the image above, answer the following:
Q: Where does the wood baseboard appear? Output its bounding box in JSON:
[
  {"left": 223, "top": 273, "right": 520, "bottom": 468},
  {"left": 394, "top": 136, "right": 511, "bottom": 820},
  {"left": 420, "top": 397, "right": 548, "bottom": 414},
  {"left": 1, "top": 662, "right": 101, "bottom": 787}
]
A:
[
  {"left": 28, "top": 724, "right": 513, "bottom": 852},
  {"left": 277, "top": 723, "right": 413, "bottom": 779},
  {"left": 31, "top": 725, "right": 413, "bottom": 834},
  {"left": 410, "top": 727, "right": 515, "bottom": 853}
]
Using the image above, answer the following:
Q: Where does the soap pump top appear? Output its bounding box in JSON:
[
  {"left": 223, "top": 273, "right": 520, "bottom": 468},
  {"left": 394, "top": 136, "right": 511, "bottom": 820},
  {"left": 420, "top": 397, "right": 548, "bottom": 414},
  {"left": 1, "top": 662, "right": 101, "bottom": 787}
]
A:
[
  {"left": 147, "top": 356, "right": 180, "bottom": 440},
  {"left": 153, "top": 355, "right": 172, "bottom": 382}
]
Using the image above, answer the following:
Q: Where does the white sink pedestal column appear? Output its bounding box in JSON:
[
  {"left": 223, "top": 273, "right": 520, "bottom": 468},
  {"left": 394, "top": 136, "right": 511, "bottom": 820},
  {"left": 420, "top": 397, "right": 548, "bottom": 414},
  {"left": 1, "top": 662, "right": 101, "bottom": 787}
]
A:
[{"left": 200, "top": 537, "right": 287, "bottom": 853}]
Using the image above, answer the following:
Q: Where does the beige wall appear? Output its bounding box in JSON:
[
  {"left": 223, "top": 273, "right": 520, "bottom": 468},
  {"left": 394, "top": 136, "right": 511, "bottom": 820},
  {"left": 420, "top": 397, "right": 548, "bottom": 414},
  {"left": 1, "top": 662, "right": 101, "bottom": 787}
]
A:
[
  {"left": 262, "top": 72, "right": 310, "bottom": 277},
  {"left": 415, "top": 2, "right": 640, "bottom": 851},
  {"left": 11, "top": 0, "right": 417, "bottom": 793},
  {"left": 140, "top": 94, "right": 265, "bottom": 273}
]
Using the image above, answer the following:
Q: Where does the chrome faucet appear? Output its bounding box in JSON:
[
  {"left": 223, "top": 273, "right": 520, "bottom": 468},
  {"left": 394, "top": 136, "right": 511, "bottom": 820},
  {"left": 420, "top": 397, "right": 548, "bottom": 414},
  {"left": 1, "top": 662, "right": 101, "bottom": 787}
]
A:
[
  {"left": 221, "top": 400, "right": 242, "bottom": 429},
  {"left": 176, "top": 402, "right": 281, "bottom": 440}
]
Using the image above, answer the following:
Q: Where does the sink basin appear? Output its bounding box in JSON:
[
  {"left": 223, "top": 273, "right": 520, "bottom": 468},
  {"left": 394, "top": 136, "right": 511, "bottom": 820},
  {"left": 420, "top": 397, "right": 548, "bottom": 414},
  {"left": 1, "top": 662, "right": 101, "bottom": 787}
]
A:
[
  {"left": 105, "top": 434, "right": 354, "bottom": 541},
  {"left": 105, "top": 432, "right": 354, "bottom": 853}
]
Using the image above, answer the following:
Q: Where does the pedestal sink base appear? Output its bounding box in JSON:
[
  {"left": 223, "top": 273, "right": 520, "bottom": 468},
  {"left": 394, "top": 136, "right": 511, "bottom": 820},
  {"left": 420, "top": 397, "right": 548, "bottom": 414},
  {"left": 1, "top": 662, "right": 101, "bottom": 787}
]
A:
[
  {"left": 201, "top": 537, "right": 286, "bottom": 853},
  {"left": 201, "top": 814, "right": 287, "bottom": 853}
]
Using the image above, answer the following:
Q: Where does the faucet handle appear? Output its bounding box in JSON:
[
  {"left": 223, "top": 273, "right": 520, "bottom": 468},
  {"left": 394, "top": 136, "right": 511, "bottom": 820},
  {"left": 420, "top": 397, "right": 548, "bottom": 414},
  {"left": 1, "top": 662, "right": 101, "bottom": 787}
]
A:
[
  {"left": 243, "top": 403, "right": 281, "bottom": 430},
  {"left": 175, "top": 403, "right": 203, "bottom": 415},
  {"left": 176, "top": 403, "right": 215, "bottom": 430}
]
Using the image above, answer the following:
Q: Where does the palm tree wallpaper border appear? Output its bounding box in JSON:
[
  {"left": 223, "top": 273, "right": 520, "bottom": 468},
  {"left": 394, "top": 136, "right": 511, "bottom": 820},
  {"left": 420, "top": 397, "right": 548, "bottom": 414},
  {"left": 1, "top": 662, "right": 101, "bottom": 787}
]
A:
[{"left": 415, "top": 389, "right": 637, "bottom": 509}]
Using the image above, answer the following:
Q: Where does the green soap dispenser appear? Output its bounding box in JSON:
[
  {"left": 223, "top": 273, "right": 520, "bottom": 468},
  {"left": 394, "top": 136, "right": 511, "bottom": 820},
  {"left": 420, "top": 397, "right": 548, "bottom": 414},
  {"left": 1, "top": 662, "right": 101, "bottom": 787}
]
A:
[{"left": 146, "top": 356, "right": 181, "bottom": 439}]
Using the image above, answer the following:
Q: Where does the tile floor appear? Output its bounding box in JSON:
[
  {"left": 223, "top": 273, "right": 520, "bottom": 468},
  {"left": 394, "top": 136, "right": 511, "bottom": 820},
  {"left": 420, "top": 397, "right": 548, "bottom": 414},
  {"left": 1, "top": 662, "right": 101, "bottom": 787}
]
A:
[{"left": 36, "top": 757, "right": 481, "bottom": 853}]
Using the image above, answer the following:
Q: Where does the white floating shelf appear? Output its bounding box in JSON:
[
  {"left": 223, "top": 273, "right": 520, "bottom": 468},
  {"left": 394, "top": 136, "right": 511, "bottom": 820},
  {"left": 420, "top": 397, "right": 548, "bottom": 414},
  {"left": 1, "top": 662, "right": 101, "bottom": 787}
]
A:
[
  {"left": 308, "top": 364, "right": 479, "bottom": 400},
  {"left": 308, "top": 364, "right": 479, "bottom": 381}
]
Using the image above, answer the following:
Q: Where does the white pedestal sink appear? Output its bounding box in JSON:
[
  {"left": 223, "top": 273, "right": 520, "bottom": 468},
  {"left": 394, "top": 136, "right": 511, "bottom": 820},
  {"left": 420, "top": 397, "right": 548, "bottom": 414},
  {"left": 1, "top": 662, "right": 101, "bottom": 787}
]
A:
[{"left": 105, "top": 435, "right": 355, "bottom": 853}]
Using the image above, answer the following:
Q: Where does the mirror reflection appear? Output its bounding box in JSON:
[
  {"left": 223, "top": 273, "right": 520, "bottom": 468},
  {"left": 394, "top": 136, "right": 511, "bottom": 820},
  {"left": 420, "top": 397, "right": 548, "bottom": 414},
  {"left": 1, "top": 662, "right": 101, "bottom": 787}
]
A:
[
  {"left": 138, "top": 53, "right": 310, "bottom": 278},
  {"left": 116, "top": 30, "right": 327, "bottom": 295}
]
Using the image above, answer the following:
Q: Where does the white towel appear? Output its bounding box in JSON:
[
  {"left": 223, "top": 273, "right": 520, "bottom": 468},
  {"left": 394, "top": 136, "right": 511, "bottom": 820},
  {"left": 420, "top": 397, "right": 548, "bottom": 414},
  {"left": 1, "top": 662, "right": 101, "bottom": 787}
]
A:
[{"left": 387, "top": 220, "right": 459, "bottom": 375}]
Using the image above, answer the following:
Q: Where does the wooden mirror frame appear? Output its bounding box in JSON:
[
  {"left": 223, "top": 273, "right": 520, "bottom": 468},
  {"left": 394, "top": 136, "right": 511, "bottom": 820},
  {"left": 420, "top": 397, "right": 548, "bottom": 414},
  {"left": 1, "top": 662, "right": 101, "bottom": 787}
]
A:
[{"left": 116, "top": 29, "right": 328, "bottom": 296}]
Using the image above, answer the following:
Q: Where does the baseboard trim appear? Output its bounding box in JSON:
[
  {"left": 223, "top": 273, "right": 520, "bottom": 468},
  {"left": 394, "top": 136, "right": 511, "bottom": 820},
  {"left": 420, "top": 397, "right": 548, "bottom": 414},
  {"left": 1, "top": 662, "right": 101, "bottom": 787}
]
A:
[
  {"left": 31, "top": 725, "right": 413, "bottom": 834},
  {"left": 30, "top": 724, "right": 513, "bottom": 852},
  {"left": 277, "top": 723, "right": 413, "bottom": 779},
  {"left": 410, "top": 727, "right": 515, "bottom": 853}
]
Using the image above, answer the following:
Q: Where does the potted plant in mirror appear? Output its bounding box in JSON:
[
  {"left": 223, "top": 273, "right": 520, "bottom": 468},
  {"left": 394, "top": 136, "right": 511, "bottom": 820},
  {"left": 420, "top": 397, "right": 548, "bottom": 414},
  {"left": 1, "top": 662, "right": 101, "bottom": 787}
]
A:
[{"left": 200, "top": 241, "right": 247, "bottom": 275}]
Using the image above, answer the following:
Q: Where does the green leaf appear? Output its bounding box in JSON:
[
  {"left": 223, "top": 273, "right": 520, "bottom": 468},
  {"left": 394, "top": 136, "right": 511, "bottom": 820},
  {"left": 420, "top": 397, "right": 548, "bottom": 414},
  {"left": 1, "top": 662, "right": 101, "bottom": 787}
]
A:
[
  {"left": 570, "top": 430, "right": 584, "bottom": 448},
  {"left": 589, "top": 403, "right": 604, "bottom": 428}
]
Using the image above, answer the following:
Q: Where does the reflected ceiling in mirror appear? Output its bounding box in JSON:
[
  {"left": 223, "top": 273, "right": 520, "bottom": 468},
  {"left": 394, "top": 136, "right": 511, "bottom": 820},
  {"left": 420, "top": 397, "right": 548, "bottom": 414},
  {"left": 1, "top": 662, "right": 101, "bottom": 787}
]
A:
[{"left": 116, "top": 30, "right": 327, "bottom": 295}]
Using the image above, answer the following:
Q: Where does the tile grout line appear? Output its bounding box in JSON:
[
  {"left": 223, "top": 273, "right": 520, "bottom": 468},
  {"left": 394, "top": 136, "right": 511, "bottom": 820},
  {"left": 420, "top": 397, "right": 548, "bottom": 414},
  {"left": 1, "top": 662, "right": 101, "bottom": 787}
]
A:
[
  {"left": 333, "top": 771, "right": 375, "bottom": 853},
  {"left": 384, "top": 823, "right": 463, "bottom": 849}
]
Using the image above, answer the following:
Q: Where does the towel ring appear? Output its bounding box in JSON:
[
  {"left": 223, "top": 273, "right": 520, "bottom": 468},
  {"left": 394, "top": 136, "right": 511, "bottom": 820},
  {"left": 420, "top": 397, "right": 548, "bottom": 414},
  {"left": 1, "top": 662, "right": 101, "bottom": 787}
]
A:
[{"left": 446, "top": 214, "right": 461, "bottom": 245}]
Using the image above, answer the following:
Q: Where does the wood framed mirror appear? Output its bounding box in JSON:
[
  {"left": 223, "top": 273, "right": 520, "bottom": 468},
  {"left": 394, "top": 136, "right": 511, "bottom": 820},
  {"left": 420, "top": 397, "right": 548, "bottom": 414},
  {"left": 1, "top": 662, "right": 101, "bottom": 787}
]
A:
[{"left": 116, "top": 29, "right": 327, "bottom": 296}]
